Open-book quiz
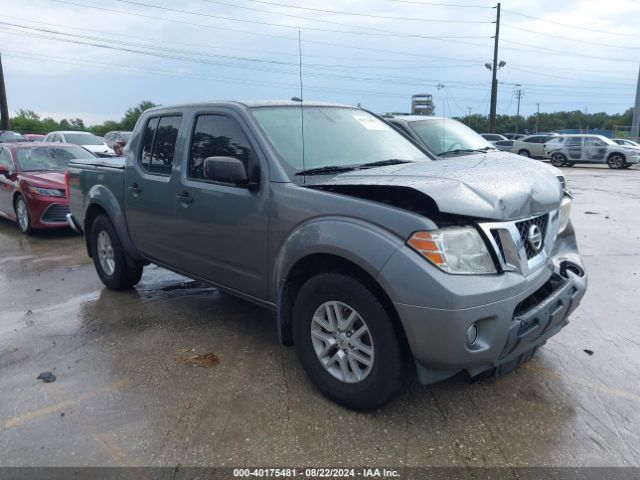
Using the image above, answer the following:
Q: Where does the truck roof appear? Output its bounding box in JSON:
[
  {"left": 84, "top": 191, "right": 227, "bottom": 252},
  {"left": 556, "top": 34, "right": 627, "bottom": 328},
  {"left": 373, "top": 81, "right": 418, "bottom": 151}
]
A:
[{"left": 145, "top": 100, "right": 354, "bottom": 112}]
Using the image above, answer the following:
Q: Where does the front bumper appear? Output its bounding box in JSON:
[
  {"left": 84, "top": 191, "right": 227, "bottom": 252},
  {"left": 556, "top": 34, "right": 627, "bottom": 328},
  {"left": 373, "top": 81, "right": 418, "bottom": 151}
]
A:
[{"left": 378, "top": 222, "right": 587, "bottom": 384}]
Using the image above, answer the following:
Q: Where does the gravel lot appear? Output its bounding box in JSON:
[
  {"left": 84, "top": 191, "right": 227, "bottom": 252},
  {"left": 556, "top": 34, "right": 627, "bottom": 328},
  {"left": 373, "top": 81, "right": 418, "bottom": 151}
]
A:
[{"left": 0, "top": 164, "right": 639, "bottom": 469}]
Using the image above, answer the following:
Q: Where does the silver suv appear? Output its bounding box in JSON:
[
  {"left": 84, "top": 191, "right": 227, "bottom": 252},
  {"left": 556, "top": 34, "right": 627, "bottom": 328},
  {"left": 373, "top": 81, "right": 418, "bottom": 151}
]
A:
[
  {"left": 512, "top": 134, "right": 558, "bottom": 159},
  {"left": 545, "top": 134, "right": 640, "bottom": 169}
]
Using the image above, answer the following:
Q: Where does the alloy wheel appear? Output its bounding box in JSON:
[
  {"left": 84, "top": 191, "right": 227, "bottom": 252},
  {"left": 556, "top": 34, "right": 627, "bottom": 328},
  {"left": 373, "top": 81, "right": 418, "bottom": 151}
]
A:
[
  {"left": 310, "top": 301, "right": 375, "bottom": 384},
  {"left": 16, "top": 198, "right": 29, "bottom": 232},
  {"left": 97, "top": 230, "right": 116, "bottom": 276}
]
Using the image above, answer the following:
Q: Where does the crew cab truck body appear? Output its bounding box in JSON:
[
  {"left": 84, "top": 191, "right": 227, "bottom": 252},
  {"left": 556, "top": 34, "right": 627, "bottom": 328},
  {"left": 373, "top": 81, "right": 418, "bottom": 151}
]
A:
[{"left": 67, "top": 101, "right": 587, "bottom": 410}]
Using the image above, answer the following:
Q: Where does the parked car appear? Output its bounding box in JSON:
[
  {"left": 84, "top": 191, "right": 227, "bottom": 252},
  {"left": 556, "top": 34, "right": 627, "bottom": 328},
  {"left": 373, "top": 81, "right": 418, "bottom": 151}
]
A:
[
  {"left": 44, "top": 131, "right": 115, "bottom": 157},
  {"left": 503, "top": 133, "right": 526, "bottom": 140},
  {"left": 103, "top": 131, "right": 133, "bottom": 156},
  {"left": 612, "top": 138, "right": 640, "bottom": 148},
  {"left": 0, "top": 130, "right": 27, "bottom": 143},
  {"left": 545, "top": 134, "right": 640, "bottom": 169},
  {"left": 384, "top": 115, "right": 504, "bottom": 159},
  {"left": 493, "top": 139, "right": 515, "bottom": 151},
  {"left": 480, "top": 133, "right": 508, "bottom": 142},
  {"left": 67, "top": 101, "right": 586, "bottom": 410},
  {"left": 23, "top": 133, "right": 47, "bottom": 142},
  {"left": 513, "top": 134, "right": 558, "bottom": 159},
  {"left": 0, "top": 142, "right": 96, "bottom": 234}
]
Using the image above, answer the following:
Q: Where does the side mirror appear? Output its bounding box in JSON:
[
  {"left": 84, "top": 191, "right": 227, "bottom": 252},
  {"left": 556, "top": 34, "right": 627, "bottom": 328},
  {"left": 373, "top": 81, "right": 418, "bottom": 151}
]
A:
[
  {"left": 203, "top": 156, "right": 252, "bottom": 186},
  {"left": 0, "top": 165, "right": 9, "bottom": 176}
]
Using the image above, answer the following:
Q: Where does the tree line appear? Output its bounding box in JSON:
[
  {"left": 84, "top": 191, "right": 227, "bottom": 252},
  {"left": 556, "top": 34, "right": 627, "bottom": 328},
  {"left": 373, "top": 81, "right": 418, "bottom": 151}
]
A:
[
  {"left": 8, "top": 101, "right": 158, "bottom": 136},
  {"left": 455, "top": 108, "right": 634, "bottom": 134},
  {"left": 7, "top": 101, "right": 634, "bottom": 137}
]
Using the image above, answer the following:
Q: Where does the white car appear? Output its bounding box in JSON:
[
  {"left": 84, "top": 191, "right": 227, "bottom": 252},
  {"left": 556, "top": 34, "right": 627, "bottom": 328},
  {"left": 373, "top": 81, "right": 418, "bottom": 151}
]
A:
[
  {"left": 44, "top": 131, "right": 115, "bottom": 157},
  {"left": 544, "top": 134, "right": 640, "bottom": 169},
  {"left": 480, "top": 133, "right": 508, "bottom": 142},
  {"left": 512, "top": 134, "right": 558, "bottom": 159},
  {"left": 612, "top": 138, "right": 640, "bottom": 148}
]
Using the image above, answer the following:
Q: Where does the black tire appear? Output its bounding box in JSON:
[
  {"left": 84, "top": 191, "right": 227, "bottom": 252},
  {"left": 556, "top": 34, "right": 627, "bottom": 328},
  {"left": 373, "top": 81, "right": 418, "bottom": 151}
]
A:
[
  {"left": 607, "top": 153, "right": 626, "bottom": 169},
  {"left": 517, "top": 149, "right": 530, "bottom": 157},
  {"left": 565, "top": 162, "right": 575, "bottom": 167},
  {"left": 550, "top": 153, "right": 567, "bottom": 167},
  {"left": 622, "top": 164, "right": 632, "bottom": 169},
  {"left": 14, "top": 194, "right": 33, "bottom": 235},
  {"left": 89, "top": 214, "right": 143, "bottom": 290},
  {"left": 292, "top": 272, "right": 410, "bottom": 410}
]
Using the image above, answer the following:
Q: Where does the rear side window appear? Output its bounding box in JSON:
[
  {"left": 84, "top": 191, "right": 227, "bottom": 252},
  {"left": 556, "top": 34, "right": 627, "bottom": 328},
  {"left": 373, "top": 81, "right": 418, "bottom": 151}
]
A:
[
  {"left": 140, "top": 116, "right": 182, "bottom": 175},
  {"left": 188, "top": 114, "right": 255, "bottom": 181}
]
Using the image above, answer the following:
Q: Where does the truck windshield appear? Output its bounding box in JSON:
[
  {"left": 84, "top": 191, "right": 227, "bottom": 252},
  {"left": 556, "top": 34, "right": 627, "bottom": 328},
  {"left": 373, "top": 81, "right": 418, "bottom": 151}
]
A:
[
  {"left": 251, "top": 106, "right": 429, "bottom": 173},
  {"left": 408, "top": 118, "right": 494, "bottom": 156},
  {"left": 17, "top": 146, "right": 95, "bottom": 171}
]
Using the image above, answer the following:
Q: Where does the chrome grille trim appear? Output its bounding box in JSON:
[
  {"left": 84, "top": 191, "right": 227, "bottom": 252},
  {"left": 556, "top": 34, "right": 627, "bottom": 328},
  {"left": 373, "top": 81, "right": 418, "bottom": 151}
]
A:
[{"left": 478, "top": 209, "right": 560, "bottom": 277}]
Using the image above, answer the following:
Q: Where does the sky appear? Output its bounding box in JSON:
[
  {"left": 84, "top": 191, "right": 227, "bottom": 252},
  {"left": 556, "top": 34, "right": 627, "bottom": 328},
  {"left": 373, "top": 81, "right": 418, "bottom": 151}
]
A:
[{"left": 1, "top": 0, "right": 639, "bottom": 125}]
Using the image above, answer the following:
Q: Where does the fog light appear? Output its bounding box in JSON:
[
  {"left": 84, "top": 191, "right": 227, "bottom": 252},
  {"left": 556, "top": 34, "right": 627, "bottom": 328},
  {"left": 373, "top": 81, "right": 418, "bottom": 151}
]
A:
[{"left": 466, "top": 324, "right": 478, "bottom": 346}]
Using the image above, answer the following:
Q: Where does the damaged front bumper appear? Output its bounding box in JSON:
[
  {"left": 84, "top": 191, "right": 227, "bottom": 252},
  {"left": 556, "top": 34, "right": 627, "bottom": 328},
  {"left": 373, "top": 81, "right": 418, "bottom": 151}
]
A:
[{"left": 378, "top": 221, "right": 587, "bottom": 385}]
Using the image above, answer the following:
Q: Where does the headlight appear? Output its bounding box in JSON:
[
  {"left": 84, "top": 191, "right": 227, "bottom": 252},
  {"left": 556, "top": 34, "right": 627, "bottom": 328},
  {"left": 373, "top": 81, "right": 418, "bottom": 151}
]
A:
[
  {"left": 408, "top": 227, "right": 497, "bottom": 274},
  {"left": 558, "top": 196, "right": 572, "bottom": 234},
  {"left": 29, "top": 186, "right": 65, "bottom": 197}
]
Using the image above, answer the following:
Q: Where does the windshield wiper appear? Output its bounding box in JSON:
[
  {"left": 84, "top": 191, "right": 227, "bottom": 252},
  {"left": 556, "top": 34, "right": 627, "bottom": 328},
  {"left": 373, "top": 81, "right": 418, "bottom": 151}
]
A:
[
  {"left": 295, "top": 165, "right": 356, "bottom": 176},
  {"left": 437, "top": 146, "right": 496, "bottom": 156},
  {"left": 358, "top": 159, "right": 414, "bottom": 169}
]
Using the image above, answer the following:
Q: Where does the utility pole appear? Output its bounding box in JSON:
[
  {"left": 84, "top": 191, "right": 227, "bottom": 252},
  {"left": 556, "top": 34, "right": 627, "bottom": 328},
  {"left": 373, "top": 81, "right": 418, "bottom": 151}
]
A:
[
  {"left": 632, "top": 65, "right": 640, "bottom": 140},
  {"left": 467, "top": 107, "right": 472, "bottom": 127},
  {"left": 488, "top": 2, "right": 501, "bottom": 133},
  {"left": 535, "top": 103, "right": 540, "bottom": 133},
  {"left": 514, "top": 86, "right": 524, "bottom": 134},
  {"left": 0, "top": 52, "right": 9, "bottom": 130}
]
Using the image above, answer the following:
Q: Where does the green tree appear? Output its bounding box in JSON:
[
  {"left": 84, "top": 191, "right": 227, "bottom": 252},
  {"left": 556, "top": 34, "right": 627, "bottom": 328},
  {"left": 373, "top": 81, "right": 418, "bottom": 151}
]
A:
[{"left": 120, "top": 100, "right": 159, "bottom": 130}]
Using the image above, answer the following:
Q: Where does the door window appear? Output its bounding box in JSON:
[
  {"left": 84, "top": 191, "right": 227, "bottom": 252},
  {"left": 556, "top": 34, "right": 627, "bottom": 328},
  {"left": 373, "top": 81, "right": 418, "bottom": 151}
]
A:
[
  {"left": 0, "top": 148, "right": 13, "bottom": 170},
  {"left": 188, "top": 114, "right": 257, "bottom": 182},
  {"left": 139, "top": 116, "right": 182, "bottom": 175}
]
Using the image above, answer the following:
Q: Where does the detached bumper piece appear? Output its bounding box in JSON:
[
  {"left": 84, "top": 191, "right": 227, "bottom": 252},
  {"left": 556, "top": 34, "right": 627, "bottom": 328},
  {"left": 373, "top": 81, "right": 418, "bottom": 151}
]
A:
[{"left": 469, "top": 263, "right": 586, "bottom": 380}]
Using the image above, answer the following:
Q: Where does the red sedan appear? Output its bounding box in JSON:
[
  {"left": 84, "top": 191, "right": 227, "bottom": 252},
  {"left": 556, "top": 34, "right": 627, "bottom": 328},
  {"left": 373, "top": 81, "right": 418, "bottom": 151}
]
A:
[{"left": 0, "top": 142, "right": 96, "bottom": 234}]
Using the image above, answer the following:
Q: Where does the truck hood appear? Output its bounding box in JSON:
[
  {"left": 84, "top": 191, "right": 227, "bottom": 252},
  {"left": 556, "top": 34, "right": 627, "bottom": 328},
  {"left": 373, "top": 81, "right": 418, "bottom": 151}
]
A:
[
  {"left": 310, "top": 156, "right": 564, "bottom": 221},
  {"left": 19, "top": 171, "right": 65, "bottom": 188}
]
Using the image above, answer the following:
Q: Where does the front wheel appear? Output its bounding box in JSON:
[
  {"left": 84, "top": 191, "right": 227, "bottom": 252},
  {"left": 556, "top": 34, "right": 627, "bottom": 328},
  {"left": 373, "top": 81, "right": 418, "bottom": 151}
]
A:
[
  {"left": 607, "top": 153, "right": 626, "bottom": 169},
  {"left": 550, "top": 153, "right": 567, "bottom": 167},
  {"left": 14, "top": 195, "right": 33, "bottom": 235},
  {"left": 90, "top": 215, "right": 143, "bottom": 290},
  {"left": 292, "top": 272, "right": 410, "bottom": 410},
  {"left": 517, "top": 149, "right": 530, "bottom": 157}
]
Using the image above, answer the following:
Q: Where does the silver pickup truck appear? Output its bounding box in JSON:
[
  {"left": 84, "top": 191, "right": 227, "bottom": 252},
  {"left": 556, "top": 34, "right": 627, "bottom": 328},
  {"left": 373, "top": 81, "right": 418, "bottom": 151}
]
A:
[{"left": 67, "top": 101, "right": 587, "bottom": 410}]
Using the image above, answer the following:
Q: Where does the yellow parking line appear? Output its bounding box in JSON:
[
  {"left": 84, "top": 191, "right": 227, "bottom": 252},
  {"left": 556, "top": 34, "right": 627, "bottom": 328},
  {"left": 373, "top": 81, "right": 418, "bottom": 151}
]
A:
[
  {"left": 92, "top": 434, "right": 150, "bottom": 480},
  {"left": 4, "top": 379, "right": 130, "bottom": 428}
]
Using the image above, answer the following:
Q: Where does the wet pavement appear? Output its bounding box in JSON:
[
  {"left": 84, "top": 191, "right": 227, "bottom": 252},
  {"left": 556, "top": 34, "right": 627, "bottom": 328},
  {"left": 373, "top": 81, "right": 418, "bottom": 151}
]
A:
[{"left": 0, "top": 164, "right": 639, "bottom": 468}]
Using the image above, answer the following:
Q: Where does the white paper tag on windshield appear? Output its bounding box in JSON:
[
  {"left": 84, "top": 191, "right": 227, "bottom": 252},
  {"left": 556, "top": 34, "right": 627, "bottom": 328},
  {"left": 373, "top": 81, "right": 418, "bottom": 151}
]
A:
[{"left": 352, "top": 113, "right": 391, "bottom": 131}]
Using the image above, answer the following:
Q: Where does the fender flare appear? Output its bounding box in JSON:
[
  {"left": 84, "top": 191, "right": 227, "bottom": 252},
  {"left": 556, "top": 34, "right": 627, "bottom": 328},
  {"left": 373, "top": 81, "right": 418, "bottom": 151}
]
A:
[
  {"left": 271, "top": 216, "right": 404, "bottom": 344},
  {"left": 83, "top": 185, "right": 144, "bottom": 262}
]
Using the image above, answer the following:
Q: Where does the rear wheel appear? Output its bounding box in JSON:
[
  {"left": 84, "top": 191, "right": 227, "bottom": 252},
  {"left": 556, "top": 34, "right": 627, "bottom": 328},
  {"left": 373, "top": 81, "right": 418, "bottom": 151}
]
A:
[
  {"left": 90, "top": 215, "right": 143, "bottom": 290},
  {"left": 517, "top": 149, "right": 530, "bottom": 157},
  {"left": 292, "top": 272, "right": 410, "bottom": 410},
  {"left": 550, "top": 153, "right": 567, "bottom": 167},
  {"left": 607, "top": 153, "right": 626, "bottom": 169},
  {"left": 14, "top": 195, "right": 33, "bottom": 235}
]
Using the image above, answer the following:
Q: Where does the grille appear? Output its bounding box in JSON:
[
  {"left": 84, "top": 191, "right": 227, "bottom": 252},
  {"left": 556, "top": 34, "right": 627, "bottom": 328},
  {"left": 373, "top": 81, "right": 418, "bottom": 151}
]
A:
[
  {"left": 42, "top": 204, "right": 70, "bottom": 223},
  {"left": 491, "top": 230, "right": 507, "bottom": 263},
  {"left": 516, "top": 214, "right": 548, "bottom": 260}
]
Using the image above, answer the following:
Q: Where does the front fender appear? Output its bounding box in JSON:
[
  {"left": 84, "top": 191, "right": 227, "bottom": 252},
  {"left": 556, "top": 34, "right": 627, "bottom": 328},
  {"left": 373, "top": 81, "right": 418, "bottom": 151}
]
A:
[
  {"left": 84, "top": 185, "right": 143, "bottom": 262},
  {"left": 272, "top": 216, "right": 405, "bottom": 343}
]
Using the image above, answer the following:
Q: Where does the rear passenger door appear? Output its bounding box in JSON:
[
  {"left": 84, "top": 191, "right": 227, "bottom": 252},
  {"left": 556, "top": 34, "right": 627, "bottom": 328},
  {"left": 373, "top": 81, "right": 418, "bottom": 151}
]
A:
[
  {"left": 124, "top": 114, "right": 183, "bottom": 260},
  {"left": 170, "top": 110, "right": 269, "bottom": 300},
  {"left": 583, "top": 137, "right": 608, "bottom": 163}
]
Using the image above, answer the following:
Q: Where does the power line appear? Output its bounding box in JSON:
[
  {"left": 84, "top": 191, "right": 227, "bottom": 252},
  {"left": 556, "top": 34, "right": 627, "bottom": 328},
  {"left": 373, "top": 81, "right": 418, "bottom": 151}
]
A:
[
  {"left": 106, "top": 0, "right": 491, "bottom": 41},
  {"left": 502, "top": 24, "right": 640, "bottom": 50},
  {"left": 500, "top": 39, "right": 638, "bottom": 64},
  {"left": 502, "top": 9, "right": 640, "bottom": 37},
  {"left": 387, "top": 0, "right": 493, "bottom": 8},
  {"left": 43, "top": 0, "right": 492, "bottom": 62},
  {"left": 201, "top": 0, "right": 492, "bottom": 23}
]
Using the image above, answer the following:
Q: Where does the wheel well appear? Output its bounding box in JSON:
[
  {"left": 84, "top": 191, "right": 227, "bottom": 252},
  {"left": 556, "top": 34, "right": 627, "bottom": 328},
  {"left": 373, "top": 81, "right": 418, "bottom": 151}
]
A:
[
  {"left": 608, "top": 151, "right": 625, "bottom": 160},
  {"left": 12, "top": 191, "right": 24, "bottom": 209},
  {"left": 83, "top": 204, "right": 109, "bottom": 257},
  {"left": 278, "top": 253, "right": 407, "bottom": 348}
]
